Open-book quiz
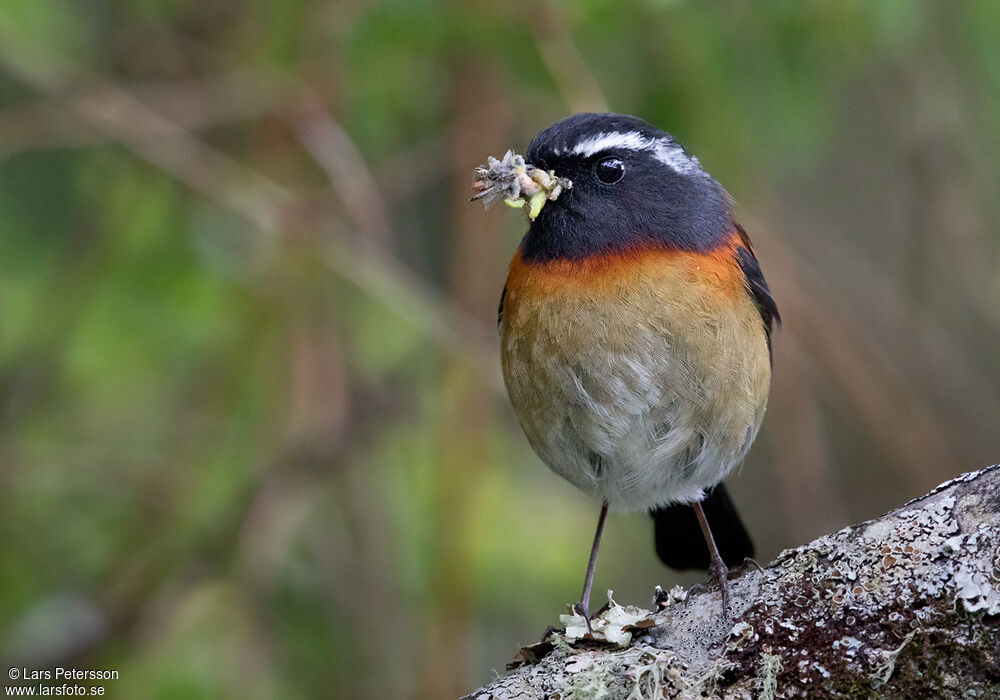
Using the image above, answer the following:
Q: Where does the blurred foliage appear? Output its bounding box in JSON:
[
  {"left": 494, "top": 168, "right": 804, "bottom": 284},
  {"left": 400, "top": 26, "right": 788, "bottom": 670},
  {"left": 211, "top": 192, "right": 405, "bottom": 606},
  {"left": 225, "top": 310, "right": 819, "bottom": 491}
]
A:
[{"left": 1, "top": 1, "right": 999, "bottom": 698}]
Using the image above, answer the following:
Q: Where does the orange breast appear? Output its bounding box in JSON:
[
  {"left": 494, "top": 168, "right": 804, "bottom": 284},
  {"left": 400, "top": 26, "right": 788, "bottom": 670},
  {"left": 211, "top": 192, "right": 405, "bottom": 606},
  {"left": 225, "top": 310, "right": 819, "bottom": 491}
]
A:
[
  {"left": 502, "top": 231, "right": 751, "bottom": 331},
  {"left": 504, "top": 233, "right": 747, "bottom": 304}
]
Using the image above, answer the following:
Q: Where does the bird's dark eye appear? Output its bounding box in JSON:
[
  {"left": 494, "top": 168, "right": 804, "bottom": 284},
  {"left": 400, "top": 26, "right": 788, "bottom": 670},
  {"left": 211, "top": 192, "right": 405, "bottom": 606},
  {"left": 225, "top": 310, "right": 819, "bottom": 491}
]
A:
[{"left": 595, "top": 157, "right": 625, "bottom": 184}]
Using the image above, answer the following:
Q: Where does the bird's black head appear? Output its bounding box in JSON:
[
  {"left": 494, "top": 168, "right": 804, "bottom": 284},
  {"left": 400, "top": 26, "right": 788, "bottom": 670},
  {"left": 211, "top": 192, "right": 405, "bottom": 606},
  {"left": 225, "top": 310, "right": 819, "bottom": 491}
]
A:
[{"left": 521, "top": 113, "right": 732, "bottom": 263}]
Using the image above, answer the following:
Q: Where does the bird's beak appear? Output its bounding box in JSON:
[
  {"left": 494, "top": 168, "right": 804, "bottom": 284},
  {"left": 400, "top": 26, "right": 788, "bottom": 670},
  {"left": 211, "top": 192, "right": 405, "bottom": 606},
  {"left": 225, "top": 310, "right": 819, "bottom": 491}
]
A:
[{"left": 472, "top": 150, "right": 571, "bottom": 221}]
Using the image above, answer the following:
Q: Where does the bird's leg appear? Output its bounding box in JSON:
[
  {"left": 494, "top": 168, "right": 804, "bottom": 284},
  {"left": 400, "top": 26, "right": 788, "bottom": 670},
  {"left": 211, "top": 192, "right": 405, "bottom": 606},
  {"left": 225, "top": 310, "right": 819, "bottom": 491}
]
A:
[
  {"left": 573, "top": 502, "right": 609, "bottom": 632},
  {"left": 692, "top": 500, "right": 731, "bottom": 618}
]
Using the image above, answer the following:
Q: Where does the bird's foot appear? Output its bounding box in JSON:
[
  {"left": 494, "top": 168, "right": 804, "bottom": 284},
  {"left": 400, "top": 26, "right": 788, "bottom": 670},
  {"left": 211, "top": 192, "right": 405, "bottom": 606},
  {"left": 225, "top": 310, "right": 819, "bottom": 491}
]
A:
[
  {"left": 571, "top": 599, "right": 611, "bottom": 634},
  {"left": 708, "top": 556, "right": 732, "bottom": 618},
  {"left": 572, "top": 601, "right": 593, "bottom": 634},
  {"left": 687, "top": 559, "right": 734, "bottom": 618}
]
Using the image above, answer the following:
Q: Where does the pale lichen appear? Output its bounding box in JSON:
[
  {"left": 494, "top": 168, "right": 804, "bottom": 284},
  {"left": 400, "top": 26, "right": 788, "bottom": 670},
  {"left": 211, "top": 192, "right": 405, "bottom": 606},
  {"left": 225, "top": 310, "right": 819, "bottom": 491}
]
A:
[
  {"left": 755, "top": 653, "right": 783, "bottom": 699},
  {"left": 560, "top": 592, "right": 656, "bottom": 646}
]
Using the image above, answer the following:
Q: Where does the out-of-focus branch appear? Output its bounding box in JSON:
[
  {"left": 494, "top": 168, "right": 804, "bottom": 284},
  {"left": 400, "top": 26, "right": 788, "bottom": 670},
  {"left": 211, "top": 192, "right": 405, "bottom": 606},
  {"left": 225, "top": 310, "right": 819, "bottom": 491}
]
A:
[
  {"left": 0, "top": 22, "right": 499, "bottom": 387},
  {"left": 289, "top": 98, "right": 504, "bottom": 389},
  {"left": 291, "top": 99, "right": 393, "bottom": 248},
  {"left": 374, "top": 133, "right": 447, "bottom": 203},
  {"left": 766, "top": 331, "right": 847, "bottom": 539},
  {"left": 747, "top": 219, "right": 958, "bottom": 491},
  {"left": 0, "top": 74, "right": 289, "bottom": 161},
  {"left": 317, "top": 237, "right": 501, "bottom": 390},
  {"left": 531, "top": 3, "right": 610, "bottom": 113},
  {"left": 73, "top": 88, "right": 293, "bottom": 233}
]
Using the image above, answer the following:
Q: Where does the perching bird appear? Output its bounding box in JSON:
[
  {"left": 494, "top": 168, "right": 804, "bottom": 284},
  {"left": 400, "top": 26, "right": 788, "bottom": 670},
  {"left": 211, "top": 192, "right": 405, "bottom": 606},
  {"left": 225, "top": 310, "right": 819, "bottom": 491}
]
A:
[{"left": 474, "top": 113, "right": 778, "bottom": 622}]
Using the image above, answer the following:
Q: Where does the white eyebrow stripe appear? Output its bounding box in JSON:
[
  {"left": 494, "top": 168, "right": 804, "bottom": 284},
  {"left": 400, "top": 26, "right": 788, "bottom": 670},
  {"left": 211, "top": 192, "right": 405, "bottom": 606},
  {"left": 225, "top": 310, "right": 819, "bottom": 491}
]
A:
[
  {"left": 563, "top": 131, "right": 651, "bottom": 157},
  {"left": 651, "top": 140, "right": 704, "bottom": 175},
  {"left": 555, "top": 130, "right": 704, "bottom": 176}
]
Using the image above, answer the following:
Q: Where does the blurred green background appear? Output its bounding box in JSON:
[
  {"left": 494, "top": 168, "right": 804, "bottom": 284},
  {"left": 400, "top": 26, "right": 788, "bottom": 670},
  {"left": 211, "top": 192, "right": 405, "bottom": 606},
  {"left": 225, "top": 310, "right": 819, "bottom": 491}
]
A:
[{"left": 1, "top": 1, "right": 999, "bottom": 698}]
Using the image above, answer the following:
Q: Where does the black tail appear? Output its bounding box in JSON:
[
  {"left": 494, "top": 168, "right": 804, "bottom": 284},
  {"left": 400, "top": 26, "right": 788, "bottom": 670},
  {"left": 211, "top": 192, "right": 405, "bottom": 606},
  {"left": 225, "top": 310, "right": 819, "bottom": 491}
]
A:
[{"left": 650, "top": 484, "right": 754, "bottom": 570}]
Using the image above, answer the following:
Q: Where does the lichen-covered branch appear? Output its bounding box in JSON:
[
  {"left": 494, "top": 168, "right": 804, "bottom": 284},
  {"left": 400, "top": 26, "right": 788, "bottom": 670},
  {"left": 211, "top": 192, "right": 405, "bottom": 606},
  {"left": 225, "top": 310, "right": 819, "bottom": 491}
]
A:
[{"left": 463, "top": 466, "right": 1000, "bottom": 699}]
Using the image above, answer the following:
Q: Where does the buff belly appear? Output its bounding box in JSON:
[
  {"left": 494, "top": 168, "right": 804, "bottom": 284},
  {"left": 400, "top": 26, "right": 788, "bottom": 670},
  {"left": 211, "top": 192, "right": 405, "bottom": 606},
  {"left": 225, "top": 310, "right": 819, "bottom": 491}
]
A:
[{"left": 500, "top": 245, "right": 771, "bottom": 512}]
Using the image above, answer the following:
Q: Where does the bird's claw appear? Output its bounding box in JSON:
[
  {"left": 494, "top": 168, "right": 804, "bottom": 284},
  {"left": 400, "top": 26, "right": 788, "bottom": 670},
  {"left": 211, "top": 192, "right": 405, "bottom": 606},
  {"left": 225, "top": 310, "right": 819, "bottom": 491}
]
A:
[
  {"left": 708, "top": 557, "right": 732, "bottom": 618},
  {"left": 738, "top": 556, "right": 765, "bottom": 574},
  {"left": 571, "top": 598, "right": 611, "bottom": 635},
  {"left": 573, "top": 601, "right": 593, "bottom": 634},
  {"left": 687, "top": 559, "right": 735, "bottom": 618}
]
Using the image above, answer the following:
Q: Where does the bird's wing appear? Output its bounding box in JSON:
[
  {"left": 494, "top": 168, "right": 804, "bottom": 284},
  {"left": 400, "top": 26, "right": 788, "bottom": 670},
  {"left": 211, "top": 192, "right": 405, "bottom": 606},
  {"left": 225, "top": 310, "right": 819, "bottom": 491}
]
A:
[{"left": 733, "top": 223, "right": 780, "bottom": 357}]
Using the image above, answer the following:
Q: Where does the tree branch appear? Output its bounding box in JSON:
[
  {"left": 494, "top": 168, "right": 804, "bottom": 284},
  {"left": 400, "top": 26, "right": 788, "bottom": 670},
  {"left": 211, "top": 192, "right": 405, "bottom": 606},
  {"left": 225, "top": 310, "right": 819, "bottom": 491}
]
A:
[{"left": 465, "top": 465, "right": 1000, "bottom": 698}]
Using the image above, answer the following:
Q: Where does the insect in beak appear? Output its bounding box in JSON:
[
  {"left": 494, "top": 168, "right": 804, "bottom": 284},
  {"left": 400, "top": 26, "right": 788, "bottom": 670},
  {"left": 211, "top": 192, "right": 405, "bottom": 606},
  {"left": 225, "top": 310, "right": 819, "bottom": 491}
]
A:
[{"left": 471, "top": 150, "right": 571, "bottom": 221}]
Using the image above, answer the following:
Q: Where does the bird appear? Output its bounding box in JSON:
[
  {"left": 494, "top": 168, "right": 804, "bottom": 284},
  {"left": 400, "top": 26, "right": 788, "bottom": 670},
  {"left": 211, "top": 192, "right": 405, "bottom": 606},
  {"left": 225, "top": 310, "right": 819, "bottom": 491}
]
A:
[{"left": 475, "top": 112, "right": 778, "bottom": 623}]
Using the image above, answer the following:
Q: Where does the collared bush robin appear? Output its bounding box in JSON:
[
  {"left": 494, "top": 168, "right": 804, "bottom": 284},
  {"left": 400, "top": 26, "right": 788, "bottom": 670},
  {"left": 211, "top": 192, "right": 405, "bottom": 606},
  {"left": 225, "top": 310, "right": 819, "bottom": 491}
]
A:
[{"left": 474, "top": 113, "right": 778, "bottom": 621}]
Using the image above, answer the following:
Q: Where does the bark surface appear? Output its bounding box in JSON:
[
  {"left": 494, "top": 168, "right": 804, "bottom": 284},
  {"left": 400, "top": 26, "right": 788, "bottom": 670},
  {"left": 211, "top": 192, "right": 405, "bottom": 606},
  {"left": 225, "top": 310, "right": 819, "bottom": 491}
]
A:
[{"left": 463, "top": 466, "right": 1000, "bottom": 699}]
